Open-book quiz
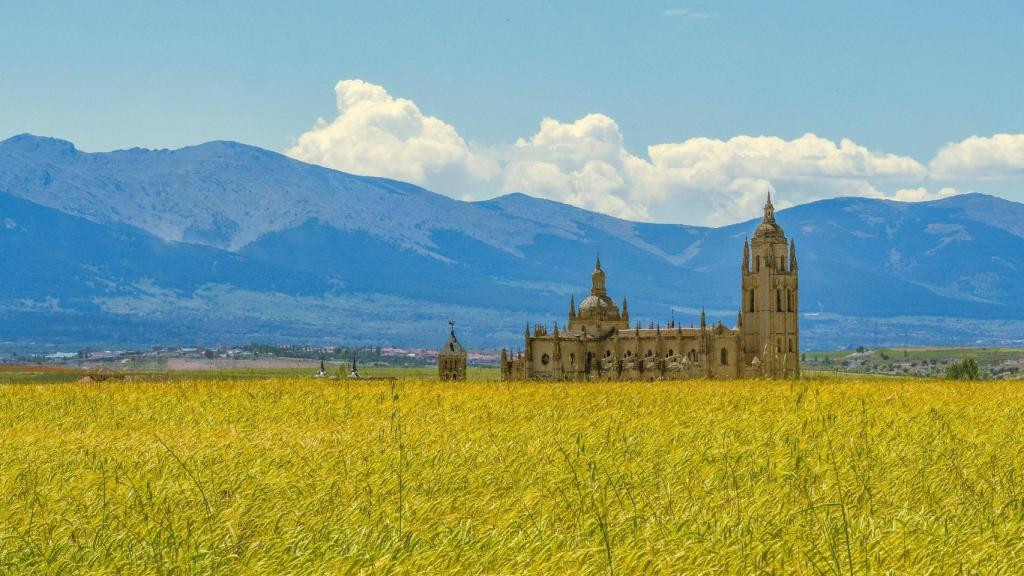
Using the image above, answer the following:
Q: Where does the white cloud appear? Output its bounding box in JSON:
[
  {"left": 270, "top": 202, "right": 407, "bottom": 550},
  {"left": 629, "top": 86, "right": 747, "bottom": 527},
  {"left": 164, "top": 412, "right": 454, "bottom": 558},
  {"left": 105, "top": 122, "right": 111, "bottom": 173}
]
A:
[
  {"left": 887, "top": 187, "right": 959, "bottom": 202},
  {"left": 499, "top": 114, "right": 650, "bottom": 219},
  {"left": 497, "top": 117, "right": 928, "bottom": 223},
  {"left": 288, "top": 79, "right": 995, "bottom": 225},
  {"left": 648, "top": 134, "right": 925, "bottom": 182},
  {"left": 644, "top": 133, "right": 927, "bottom": 223},
  {"left": 664, "top": 8, "right": 718, "bottom": 19},
  {"left": 286, "top": 79, "right": 499, "bottom": 191},
  {"left": 929, "top": 134, "right": 1024, "bottom": 179}
]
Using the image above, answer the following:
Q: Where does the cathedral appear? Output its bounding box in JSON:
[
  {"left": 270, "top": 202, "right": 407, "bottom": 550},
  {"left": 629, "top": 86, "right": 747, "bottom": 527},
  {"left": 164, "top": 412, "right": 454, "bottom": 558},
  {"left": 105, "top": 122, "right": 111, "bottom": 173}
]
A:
[{"left": 500, "top": 194, "right": 799, "bottom": 380}]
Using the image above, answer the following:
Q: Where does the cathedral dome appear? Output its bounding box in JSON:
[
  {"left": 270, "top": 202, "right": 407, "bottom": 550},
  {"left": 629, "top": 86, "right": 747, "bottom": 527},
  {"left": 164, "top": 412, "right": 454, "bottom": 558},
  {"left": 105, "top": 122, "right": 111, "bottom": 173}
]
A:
[
  {"left": 578, "top": 294, "right": 620, "bottom": 320},
  {"left": 752, "top": 192, "right": 786, "bottom": 240},
  {"left": 753, "top": 219, "right": 785, "bottom": 239}
]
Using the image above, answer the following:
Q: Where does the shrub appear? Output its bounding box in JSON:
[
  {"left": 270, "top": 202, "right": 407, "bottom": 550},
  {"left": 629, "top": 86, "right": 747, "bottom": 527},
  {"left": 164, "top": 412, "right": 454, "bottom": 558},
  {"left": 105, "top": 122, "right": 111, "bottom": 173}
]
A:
[{"left": 947, "top": 357, "right": 981, "bottom": 380}]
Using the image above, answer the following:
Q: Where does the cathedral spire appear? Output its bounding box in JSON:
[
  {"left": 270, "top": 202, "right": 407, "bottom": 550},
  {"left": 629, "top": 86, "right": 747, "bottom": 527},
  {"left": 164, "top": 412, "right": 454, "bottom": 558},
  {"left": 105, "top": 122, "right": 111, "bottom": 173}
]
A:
[
  {"left": 590, "top": 255, "right": 607, "bottom": 296},
  {"left": 700, "top": 307, "right": 706, "bottom": 329},
  {"left": 621, "top": 297, "right": 629, "bottom": 322},
  {"left": 742, "top": 238, "right": 750, "bottom": 272},
  {"left": 763, "top": 191, "right": 776, "bottom": 223},
  {"left": 569, "top": 294, "right": 576, "bottom": 319},
  {"left": 789, "top": 239, "right": 798, "bottom": 272}
]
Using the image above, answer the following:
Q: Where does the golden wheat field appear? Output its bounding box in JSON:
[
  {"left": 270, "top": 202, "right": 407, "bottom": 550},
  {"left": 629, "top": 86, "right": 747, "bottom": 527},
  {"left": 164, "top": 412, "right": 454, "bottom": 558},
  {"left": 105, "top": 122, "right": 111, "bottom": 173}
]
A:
[{"left": 2, "top": 377, "right": 1024, "bottom": 574}]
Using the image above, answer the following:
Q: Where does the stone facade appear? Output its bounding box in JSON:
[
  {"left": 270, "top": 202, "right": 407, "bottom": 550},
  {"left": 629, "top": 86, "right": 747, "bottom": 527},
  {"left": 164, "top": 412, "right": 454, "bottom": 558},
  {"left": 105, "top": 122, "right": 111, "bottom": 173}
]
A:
[
  {"left": 438, "top": 322, "right": 467, "bottom": 381},
  {"left": 500, "top": 194, "right": 799, "bottom": 380}
]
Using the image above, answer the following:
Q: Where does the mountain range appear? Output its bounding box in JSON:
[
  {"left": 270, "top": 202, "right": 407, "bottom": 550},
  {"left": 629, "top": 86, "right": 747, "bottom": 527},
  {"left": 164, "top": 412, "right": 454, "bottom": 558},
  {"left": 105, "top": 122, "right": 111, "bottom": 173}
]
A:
[{"left": 3, "top": 133, "right": 1024, "bottom": 351}]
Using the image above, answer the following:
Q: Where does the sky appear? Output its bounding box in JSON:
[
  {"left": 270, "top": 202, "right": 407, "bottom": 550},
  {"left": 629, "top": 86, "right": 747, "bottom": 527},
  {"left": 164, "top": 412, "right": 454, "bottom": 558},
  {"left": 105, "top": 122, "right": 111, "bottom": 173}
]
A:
[{"left": 2, "top": 1, "right": 1023, "bottom": 224}]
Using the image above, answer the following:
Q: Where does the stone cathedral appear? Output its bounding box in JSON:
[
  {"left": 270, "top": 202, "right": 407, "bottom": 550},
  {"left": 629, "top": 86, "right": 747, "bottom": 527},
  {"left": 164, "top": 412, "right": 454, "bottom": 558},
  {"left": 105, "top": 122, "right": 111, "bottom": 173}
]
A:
[{"left": 500, "top": 194, "right": 799, "bottom": 380}]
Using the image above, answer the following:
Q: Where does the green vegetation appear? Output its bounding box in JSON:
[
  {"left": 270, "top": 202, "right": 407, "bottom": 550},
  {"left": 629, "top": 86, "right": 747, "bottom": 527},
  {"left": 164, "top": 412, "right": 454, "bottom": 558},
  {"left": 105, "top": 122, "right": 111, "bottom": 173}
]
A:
[
  {"left": 4, "top": 375, "right": 1024, "bottom": 573},
  {"left": 946, "top": 357, "right": 981, "bottom": 380}
]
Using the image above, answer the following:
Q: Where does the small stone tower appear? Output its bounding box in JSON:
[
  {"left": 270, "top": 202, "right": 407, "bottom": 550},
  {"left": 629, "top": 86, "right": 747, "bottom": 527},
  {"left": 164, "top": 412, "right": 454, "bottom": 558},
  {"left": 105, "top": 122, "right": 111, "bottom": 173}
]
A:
[
  {"left": 740, "top": 193, "right": 799, "bottom": 377},
  {"left": 438, "top": 320, "right": 467, "bottom": 381}
]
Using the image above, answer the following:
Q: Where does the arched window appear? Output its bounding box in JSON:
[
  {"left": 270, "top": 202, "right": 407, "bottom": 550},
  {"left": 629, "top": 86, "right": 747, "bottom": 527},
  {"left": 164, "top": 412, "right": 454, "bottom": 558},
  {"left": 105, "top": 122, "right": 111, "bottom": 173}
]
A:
[
  {"left": 776, "top": 290, "right": 782, "bottom": 311},
  {"left": 604, "top": 350, "right": 611, "bottom": 358},
  {"left": 720, "top": 348, "right": 728, "bottom": 365},
  {"left": 668, "top": 349, "right": 674, "bottom": 357},
  {"left": 569, "top": 353, "right": 575, "bottom": 366},
  {"left": 645, "top": 350, "right": 653, "bottom": 357},
  {"left": 748, "top": 290, "right": 755, "bottom": 313},
  {"left": 625, "top": 350, "right": 632, "bottom": 357},
  {"left": 789, "top": 339, "right": 794, "bottom": 352}
]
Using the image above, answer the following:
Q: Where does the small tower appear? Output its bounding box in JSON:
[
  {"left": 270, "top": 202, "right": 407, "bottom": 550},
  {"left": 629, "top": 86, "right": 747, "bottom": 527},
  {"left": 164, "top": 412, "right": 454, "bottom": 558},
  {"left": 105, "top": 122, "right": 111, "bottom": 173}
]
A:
[{"left": 438, "top": 320, "right": 467, "bottom": 381}]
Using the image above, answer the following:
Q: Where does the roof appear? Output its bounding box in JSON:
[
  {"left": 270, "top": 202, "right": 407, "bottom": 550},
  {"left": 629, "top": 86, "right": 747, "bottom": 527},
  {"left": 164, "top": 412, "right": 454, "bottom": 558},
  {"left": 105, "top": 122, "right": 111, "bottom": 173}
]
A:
[
  {"left": 578, "top": 294, "right": 620, "bottom": 320},
  {"left": 753, "top": 192, "right": 787, "bottom": 241},
  {"left": 440, "top": 328, "right": 466, "bottom": 356}
]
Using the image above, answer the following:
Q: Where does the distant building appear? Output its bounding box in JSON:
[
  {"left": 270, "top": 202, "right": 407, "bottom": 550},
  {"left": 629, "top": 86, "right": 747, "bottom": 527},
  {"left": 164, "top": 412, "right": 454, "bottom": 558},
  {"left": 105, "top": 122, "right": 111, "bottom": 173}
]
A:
[
  {"left": 438, "top": 321, "right": 467, "bottom": 381},
  {"left": 501, "top": 194, "right": 800, "bottom": 380}
]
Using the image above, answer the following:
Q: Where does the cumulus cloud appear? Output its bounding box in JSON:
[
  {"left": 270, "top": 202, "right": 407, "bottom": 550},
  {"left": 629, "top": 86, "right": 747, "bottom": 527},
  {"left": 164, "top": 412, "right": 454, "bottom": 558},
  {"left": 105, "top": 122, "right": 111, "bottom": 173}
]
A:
[
  {"left": 288, "top": 79, "right": 994, "bottom": 224},
  {"left": 499, "top": 114, "right": 650, "bottom": 220},
  {"left": 929, "top": 134, "right": 1024, "bottom": 179},
  {"left": 887, "top": 187, "right": 958, "bottom": 202},
  {"left": 647, "top": 134, "right": 925, "bottom": 182},
  {"left": 644, "top": 133, "right": 927, "bottom": 223},
  {"left": 286, "top": 79, "right": 499, "bottom": 191},
  {"left": 495, "top": 116, "right": 929, "bottom": 223}
]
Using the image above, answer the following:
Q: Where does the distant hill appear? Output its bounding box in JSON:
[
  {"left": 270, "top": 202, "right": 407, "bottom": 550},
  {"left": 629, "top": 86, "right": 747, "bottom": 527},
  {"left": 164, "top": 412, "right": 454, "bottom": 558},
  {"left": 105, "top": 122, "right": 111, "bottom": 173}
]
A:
[{"left": 3, "top": 133, "right": 1024, "bottom": 350}]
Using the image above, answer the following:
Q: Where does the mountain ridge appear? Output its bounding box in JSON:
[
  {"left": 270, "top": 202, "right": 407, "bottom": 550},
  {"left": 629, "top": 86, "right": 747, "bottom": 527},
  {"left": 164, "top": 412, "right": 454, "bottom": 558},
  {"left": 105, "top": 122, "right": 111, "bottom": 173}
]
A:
[{"left": 3, "top": 133, "right": 1024, "bottom": 349}]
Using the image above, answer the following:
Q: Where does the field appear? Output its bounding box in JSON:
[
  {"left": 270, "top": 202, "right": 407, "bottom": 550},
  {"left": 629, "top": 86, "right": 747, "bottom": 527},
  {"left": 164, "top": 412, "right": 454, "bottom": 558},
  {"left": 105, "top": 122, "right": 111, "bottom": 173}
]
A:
[
  {"left": 0, "top": 365, "right": 502, "bottom": 385},
  {"left": 3, "top": 376, "right": 1024, "bottom": 574}
]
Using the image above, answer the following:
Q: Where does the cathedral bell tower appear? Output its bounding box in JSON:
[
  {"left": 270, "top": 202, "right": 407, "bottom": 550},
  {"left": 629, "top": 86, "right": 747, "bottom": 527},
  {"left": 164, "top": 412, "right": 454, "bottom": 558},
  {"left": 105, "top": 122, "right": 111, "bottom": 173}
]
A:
[{"left": 740, "top": 193, "right": 799, "bottom": 377}]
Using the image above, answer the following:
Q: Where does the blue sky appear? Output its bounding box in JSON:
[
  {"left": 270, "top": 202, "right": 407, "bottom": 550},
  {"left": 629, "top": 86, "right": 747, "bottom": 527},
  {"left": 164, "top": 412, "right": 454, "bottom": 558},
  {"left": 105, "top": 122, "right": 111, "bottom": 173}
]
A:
[{"left": 3, "top": 1, "right": 1023, "bottom": 224}]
